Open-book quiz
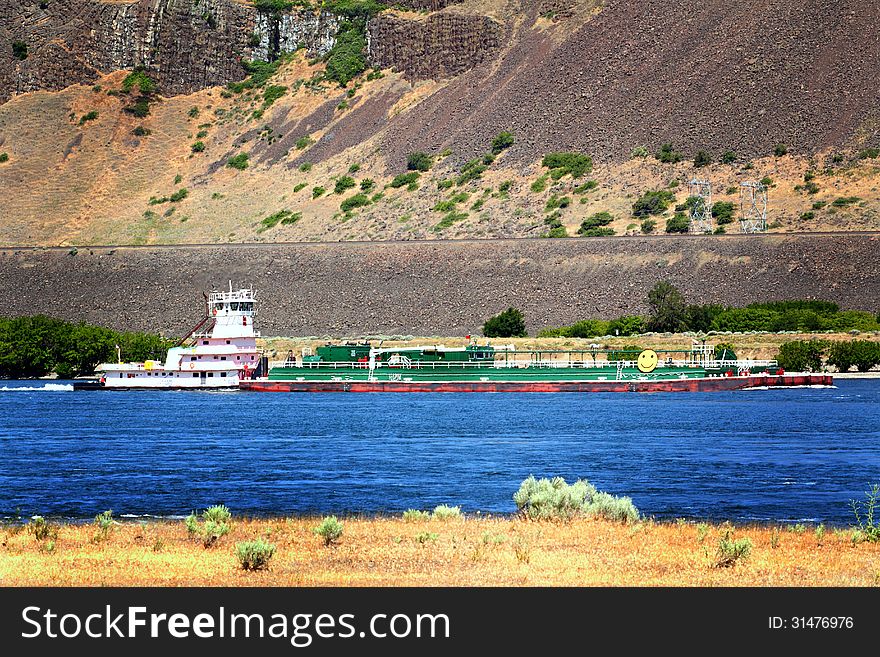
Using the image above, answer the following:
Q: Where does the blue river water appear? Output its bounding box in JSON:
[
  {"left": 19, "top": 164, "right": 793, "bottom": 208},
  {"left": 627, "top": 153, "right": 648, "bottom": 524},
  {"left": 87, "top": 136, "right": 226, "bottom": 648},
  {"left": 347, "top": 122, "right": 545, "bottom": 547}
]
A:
[{"left": 0, "top": 379, "right": 878, "bottom": 524}]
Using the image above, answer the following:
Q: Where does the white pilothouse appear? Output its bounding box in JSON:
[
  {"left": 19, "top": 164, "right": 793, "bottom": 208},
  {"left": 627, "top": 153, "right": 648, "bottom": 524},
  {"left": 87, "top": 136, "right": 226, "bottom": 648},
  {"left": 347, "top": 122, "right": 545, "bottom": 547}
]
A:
[{"left": 96, "top": 284, "right": 261, "bottom": 389}]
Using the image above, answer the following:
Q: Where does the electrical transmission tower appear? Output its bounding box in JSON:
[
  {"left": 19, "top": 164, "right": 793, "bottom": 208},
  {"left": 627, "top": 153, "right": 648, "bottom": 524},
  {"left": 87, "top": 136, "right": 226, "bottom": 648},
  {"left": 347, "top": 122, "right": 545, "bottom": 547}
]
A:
[
  {"left": 688, "top": 179, "right": 713, "bottom": 234},
  {"left": 739, "top": 181, "right": 768, "bottom": 233}
]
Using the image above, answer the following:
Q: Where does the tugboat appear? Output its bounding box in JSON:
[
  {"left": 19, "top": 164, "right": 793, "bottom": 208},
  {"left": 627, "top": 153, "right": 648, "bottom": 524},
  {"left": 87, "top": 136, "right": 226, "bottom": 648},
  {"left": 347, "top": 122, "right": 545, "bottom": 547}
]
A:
[
  {"left": 74, "top": 283, "right": 263, "bottom": 390},
  {"left": 239, "top": 339, "right": 833, "bottom": 393}
]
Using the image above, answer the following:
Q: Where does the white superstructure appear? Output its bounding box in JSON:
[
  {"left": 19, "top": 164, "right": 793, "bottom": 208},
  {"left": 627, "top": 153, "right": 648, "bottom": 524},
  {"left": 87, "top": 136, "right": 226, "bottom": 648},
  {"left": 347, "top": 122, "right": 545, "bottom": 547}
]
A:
[{"left": 97, "top": 283, "right": 260, "bottom": 389}]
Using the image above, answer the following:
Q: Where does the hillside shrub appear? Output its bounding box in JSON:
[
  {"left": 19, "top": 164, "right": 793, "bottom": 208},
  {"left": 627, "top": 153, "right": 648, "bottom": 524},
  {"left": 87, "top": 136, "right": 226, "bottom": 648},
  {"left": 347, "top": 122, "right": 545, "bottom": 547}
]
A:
[
  {"left": 711, "top": 201, "right": 735, "bottom": 224},
  {"left": 456, "top": 159, "right": 488, "bottom": 185},
  {"left": 227, "top": 153, "right": 249, "bottom": 170},
  {"left": 541, "top": 152, "right": 593, "bottom": 178},
  {"left": 324, "top": 21, "right": 368, "bottom": 86},
  {"left": 340, "top": 193, "right": 370, "bottom": 212},
  {"left": 334, "top": 176, "right": 356, "bottom": 194},
  {"left": 578, "top": 211, "right": 614, "bottom": 235},
  {"left": 721, "top": 150, "right": 737, "bottom": 164},
  {"left": 774, "top": 143, "right": 788, "bottom": 157},
  {"left": 132, "top": 126, "right": 151, "bottom": 137},
  {"left": 640, "top": 218, "right": 656, "bottom": 233},
  {"left": 78, "top": 111, "right": 99, "bottom": 125},
  {"left": 407, "top": 151, "right": 432, "bottom": 172},
  {"left": 633, "top": 189, "right": 675, "bottom": 217},
  {"left": 312, "top": 186, "right": 326, "bottom": 198},
  {"left": 655, "top": 143, "right": 683, "bottom": 163},
  {"left": 483, "top": 307, "right": 526, "bottom": 338},
  {"left": 513, "top": 476, "right": 639, "bottom": 523},
  {"left": 169, "top": 188, "right": 188, "bottom": 202},
  {"left": 390, "top": 171, "right": 419, "bottom": 188},
  {"left": 490, "top": 131, "right": 514, "bottom": 154},
  {"left": 191, "top": 141, "right": 206, "bottom": 153},
  {"left": 665, "top": 213, "right": 690, "bottom": 233},
  {"left": 236, "top": 539, "right": 276, "bottom": 571},
  {"left": 693, "top": 150, "right": 712, "bottom": 167},
  {"left": 12, "top": 41, "right": 28, "bottom": 60}
]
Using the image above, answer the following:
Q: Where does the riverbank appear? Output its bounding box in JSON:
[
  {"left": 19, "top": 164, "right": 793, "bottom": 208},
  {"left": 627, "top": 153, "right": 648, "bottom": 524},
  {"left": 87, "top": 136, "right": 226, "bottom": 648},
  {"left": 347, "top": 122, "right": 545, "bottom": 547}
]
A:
[{"left": 2, "top": 516, "right": 877, "bottom": 586}]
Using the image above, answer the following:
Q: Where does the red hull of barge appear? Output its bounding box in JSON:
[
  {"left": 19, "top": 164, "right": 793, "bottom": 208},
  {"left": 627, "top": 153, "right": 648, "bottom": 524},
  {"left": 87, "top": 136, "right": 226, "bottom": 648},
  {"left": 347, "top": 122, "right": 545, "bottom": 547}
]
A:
[{"left": 239, "top": 374, "right": 832, "bottom": 393}]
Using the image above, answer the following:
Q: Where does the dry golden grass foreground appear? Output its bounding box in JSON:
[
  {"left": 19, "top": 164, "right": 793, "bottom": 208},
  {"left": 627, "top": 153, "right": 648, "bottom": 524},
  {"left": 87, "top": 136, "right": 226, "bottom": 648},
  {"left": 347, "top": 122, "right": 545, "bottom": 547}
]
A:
[{"left": 2, "top": 516, "right": 878, "bottom": 587}]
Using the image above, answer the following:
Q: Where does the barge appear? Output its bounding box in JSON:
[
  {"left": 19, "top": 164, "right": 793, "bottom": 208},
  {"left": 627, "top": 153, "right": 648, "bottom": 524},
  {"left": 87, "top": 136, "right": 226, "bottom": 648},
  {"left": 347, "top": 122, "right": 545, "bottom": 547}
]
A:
[{"left": 239, "top": 341, "right": 832, "bottom": 393}]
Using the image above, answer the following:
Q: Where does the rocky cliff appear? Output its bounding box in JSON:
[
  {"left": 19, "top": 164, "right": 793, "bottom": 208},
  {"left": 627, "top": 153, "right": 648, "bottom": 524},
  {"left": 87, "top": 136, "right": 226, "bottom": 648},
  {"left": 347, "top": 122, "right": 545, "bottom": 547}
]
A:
[{"left": 0, "top": 0, "right": 340, "bottom": 101}]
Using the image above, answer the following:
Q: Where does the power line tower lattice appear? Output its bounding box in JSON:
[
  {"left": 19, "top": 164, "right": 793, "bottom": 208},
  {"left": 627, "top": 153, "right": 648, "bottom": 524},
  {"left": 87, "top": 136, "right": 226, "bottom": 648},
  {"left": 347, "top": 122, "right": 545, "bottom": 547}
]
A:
[
  {"left": 739, "top": 181, "right": 768, "bottom": 233},
  {"left": 688, "top": 179, "right": 713, "bottom": 234}
]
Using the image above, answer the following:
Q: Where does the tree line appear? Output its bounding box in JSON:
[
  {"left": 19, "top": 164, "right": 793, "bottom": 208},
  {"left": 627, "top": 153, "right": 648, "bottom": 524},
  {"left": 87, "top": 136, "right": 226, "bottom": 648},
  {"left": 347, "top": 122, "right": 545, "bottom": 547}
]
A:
[
  {"left": 0, "top": 316, "right": 173, "bottom": 379},
  {"left": 482, "top": 281, "right": 880, "bottom": 339}
]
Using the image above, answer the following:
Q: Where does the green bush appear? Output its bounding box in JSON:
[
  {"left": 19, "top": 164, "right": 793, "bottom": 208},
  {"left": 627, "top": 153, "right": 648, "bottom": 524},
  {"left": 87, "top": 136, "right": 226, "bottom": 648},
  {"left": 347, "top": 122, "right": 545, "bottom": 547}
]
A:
[
  {"left": 578, "top": 211, "right": 613, "bottom": 235},
  {"left": 227, "top": 153, "right": 249, "bottom": 170},
  {"left": 832, "top": 196, "right": 861, "bottom": 208},
  {"left": 334, "top": 176, "right": 356, "bottom": 194},
  {"left": 191, "top": 141, "right": 206, "bottom": 153},
  {"left": 607, "top": 344, "right": 645, "bottom": 362},
  {"left": 541, "top": 152, "right": 593, "bottom": 178},
  {"left": 0, "top": 153, "right": 8, "bottom": 164},
  {"left": 262, "top": 84, "right": 287, "bottom": 107},
  {"left": 299, "top": 162, "right": 313, "bottom": 172},
  {"left": 432, "top": 505, "right": 462, "bottom": 520},
  {"left": 12, "top": 40, "right": 28, "bottom": 60},
  {"left": 631, "top": 145, "right": 649, "bottom": 158},
  {"left": 714, "top": 531, "right": 752, "bottom": 568},
  {"left": 573, "top": 180, "right": 598, "bottom": 194},
  {"left": 632, "top": 189, "right": 675, "bottom": 217},
  {"left": 483, "top": 307, "right": 526, "bottom": 338},
  {"left": 358, "top": 178, "right": 375, "bottom": 192},
  {"left": 185, "top": 505, "right": 232, "bottom": 548},
  {"left": 857, "top": 148, "right": 880, "bottom": 160},
  {"left": 530, "top": 175, "right": 549, "bottom": 193},
  {"left": 261, "top": 210, "right": 300, "bottom": 229},
  {"left": 665, "top": 213, "right": 690, "bottom": 233},
  {"left": 655, "top": 143, "right": 682, "bottom": 163},
  {"left": 169, "top": 188, "right": 188, "bottom": 202},
  {"left": 122, "top": 68, "right": 157, "bottom": 94},
  {"left": 407, "top": 151, "right": 433, "bottom": 172},
  {"left": 324, "top": 21, "right": 368, "bottom": 86},
  {"left": 608, "top": 315, "right": 645, "bottom": 336},
  {"left": 340, "top": 193, "right": 370, "bottom": 212},
  {"left": 314, "top": 516, "right": 343, "bottom": 546},
  {"left": 775, "top": 340, "right": 827, "bottom": 372},
  {"left": 721, "top": 150, "right": 737, "bottom": 164},
  {"left": 490, "top": 131, "right": 514, "bottom": 154},
  {"left": 513, "top": 476, "right": 639, "bottom": 523},
  {"left": 711, "top": 201, "right": 735, "bottom": 224},
  {"left": 236, "top": 539, "right": 276, "bottom": 571},
  {"left": 295, "top": 135, "right": 314, "bottom": 150},
  {"left": 456, "top": 159, "right": 488, "bottom": 185},
  {"left": 640, "top": 218, "right": 656, "bottom": 233},
  {"left": 693, "top": 150, "right": 712, "bottom": 167},
  {"left": 312, "top": 186, "right": 326, "bottom": 198},
  {"left": 774, "top": 143, "right": 788, "bottom": 157},
  {"left": 403, "top": 509, "right": 431, "bottom": 522},
  {"left": 545, "top": 195, "right": 571, "bottom": 211},
  {"left": 390, "top": 171, "right": 420, "bottom": 188},
  {"left": 78, "top": 111, "right": 99, "bottom": 125},
  {"left": 827, "top": 341, "right": 880, "bottom": 373}
]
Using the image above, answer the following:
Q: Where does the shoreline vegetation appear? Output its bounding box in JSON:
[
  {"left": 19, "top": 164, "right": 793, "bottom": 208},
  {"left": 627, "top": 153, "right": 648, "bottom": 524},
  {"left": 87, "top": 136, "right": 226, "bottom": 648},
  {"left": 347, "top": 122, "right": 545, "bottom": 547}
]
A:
[
  {"left": 3, "top": 514, "right": 879, "bottom": 587},
  {"left": 4, "top": 480, "right": 878, "bottom": 587}
]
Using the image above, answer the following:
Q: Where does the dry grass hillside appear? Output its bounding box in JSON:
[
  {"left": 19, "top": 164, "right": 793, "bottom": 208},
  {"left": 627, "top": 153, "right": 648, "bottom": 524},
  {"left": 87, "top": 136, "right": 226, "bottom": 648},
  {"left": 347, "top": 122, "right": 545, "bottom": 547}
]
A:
[{"left": 1, "top": 0, "right": 879, "bottom": 246}]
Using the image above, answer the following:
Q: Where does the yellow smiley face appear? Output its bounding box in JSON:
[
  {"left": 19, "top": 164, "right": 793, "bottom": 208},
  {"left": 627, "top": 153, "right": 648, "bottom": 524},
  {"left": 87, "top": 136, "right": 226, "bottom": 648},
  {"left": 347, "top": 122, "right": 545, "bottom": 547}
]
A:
[{"left": 637, "top": 349, "right": 658, "bottom": 373}]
